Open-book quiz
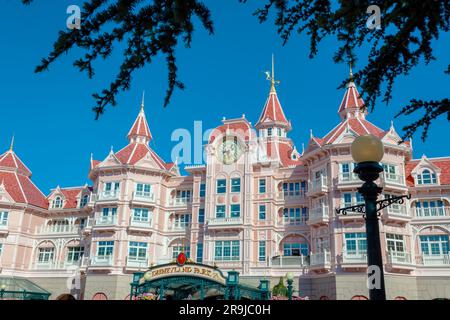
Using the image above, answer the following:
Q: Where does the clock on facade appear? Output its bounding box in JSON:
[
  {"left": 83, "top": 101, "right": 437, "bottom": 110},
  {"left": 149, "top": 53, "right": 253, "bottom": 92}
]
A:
[{"left": 217, "top": 136, "right": 243, "bottom": 165}]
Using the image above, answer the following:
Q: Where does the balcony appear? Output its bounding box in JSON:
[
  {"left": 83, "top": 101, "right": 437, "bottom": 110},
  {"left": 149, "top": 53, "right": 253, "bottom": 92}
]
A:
[
  {"left": 414, "top": 207, "right": 450, "bottom": 220},
  {"left": 169, "top": 197, "right": 192, "bottom": 207},
  {"left": 129, "top": 218, "right": 152, "bottom": 233},
  {"left": 34, "top": 261, "right": 55, "bottom": 270},
  {"left": 338, "top": 172, "right": 362, "bottom": 185},
  {"left": 270, "top": 255, "right": 310, "bottom": 268},
  {"left": 342, "top": 250, "right": 367, "bottom": 267},
  {"left": 126, "top": 257, "right": 149, "bottom": 269},
  {"left": 380, "top": 173, "right": 405, "bottom": 187},
  {"left": 386, "top": 252, "right": 414, "bottom": 269},
  {"left": 97, "top": 190, "right": 119, "bottom": 201},
  {"left": 277, "top": 190, "right": 307, "bottom": 204},
  {"left": 93, "top": 216, "right": 118, "bottom": 231},
  {"left": 282, "top": 218, "right": 308, "bottom": 227},
  {"left": 36, "top": 224, "right": 82, "bottom": 236},
  {"left": 419, "top": 254, "right": 450, "bottom": 266},
  {"left": 168, "top": 223, "right": 190, "bottom": 232},
  {"left": 90, "top": 255, "right": 114, "bottom": 267},
  {"left": 382, "top": 204, "right": 410, "bottom": 223},
  {"left": 307, "top": 206, "right": 329, "bottom": 226},
  {"left": 208, "top": 217, "right": 243, "bottom": 229},
  {"left": 131, "top": 191, "right": 156, "bottom": 205},
  {"left": 307, "top": 176, "right": 328, "bottom": 197},
  {"left": 0, "top": 222, "right": 8, "bottom": 235},
  {"left": 310, "top": 251, "right": 331, "bottom": 271}
]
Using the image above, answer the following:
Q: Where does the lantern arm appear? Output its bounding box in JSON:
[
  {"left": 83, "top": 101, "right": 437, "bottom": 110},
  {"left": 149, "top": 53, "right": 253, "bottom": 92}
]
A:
[
  {"left": 335, "top": 204, "right": 366, "bottom": 216},
  {"left": 375, "top": 194, "right": 411, "bottom": 212}
]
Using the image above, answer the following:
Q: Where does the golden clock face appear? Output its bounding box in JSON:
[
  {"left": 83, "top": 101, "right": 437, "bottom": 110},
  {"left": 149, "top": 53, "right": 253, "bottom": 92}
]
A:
[{"left": 217, "top": 138, "right": 243, "bottom": 165}]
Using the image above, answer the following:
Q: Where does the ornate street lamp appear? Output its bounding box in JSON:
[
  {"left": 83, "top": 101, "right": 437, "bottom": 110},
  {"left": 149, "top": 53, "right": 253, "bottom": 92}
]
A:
[
  {"left": 336, "top": 135, "right": 410, "bottom": 301},
  {"left": 286, "top": 272, "right": 294, "bottom": 301}
]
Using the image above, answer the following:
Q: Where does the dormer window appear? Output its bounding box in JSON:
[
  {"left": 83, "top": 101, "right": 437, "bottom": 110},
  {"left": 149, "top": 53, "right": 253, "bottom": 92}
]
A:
[
  {"left": 417, "top": 169, "right": 437, "bottom": 185},
  {"left": 277, "top": 128, "right": 282, "bottom": 137},
  {"left": 267, "top": 128, "right": 273, "bottom": 137},
  {"left": 52, "top": 196, "right": 63, "bottom": 209},
  {"left": 80, "top": 194, "right": 89, "bottom": 208}
]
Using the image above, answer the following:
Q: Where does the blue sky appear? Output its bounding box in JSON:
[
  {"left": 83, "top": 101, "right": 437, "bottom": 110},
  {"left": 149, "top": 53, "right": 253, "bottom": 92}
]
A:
[{"left": 1, "top": 0, "right": 449, "bottom": 194}]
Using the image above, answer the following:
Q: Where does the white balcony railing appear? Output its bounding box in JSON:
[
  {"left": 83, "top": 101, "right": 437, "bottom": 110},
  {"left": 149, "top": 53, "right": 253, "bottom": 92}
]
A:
[
  {"left": 208, "top": 217, "right": 243, "bottom": 226},
  {"left": 95, "top": 215, "right": 118, "bottom": 226},
  {"left": 387, "top": 251, "right": 412, "bottom": 265},
  {"left": 278, "top": 190, "right": 307, "bottom": 199},
  {"left": 97, "top": 190, "right": 119, "bottom": 200},
  {"left": 309, "top": 176, "right": 328, "bottom": 194},
  {"left": 381, "top": 172, "right": 405, "bottom": 185},
  {"left": 90, "top": 255, "right": 114, "bottom": 267},
  {"left": 308, "top": 206, "right": 329, "bottom": 222},
  {"left": 421, "top": 254, "right": 450, "bottom": 266},
  {"left": 338, "top": 173, "right": 362, "bottom": 183},
  {"left": 415, "top": 207, "right": 450, "bottom": 219},
  {"left": 132, "top": 191, "right": 155, "bottom": 202},
  {"left": 34, "top": 261, "right": 55, "bottom": 270},
  {"left": 169, "top": 197, "right": 192, "bottom": 206},
  {"left": 386, "top": 204, "right": 409, "bottom": 216},
  {"left": 342, "top": 250, "right": 367, "bottom": 264},
  {"left": 129, "top": 218, "right": 152, "bottom": 229},
  {"left": 126, "top": 257, "right": 149, "bottom": 269},
  {"left": 36, "top": 224, "right": 81, "bottom": 235},
  {"left": 271, "top": 255, "right": 310, "bottom": 267},
  {"left": 169, "top": 223, "right": 190, "bottom": 231},
  {"left": 283, "top": 218, "right": 308, "bottom": 226},
  {"left": 310, "top": 251, "right": 331, "bottom": 266}
]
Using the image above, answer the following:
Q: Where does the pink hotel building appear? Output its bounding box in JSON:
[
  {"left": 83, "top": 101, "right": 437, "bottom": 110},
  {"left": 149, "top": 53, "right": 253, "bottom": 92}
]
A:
[{"left": 0, "top": 72, "right": 450, "bottom": 300}]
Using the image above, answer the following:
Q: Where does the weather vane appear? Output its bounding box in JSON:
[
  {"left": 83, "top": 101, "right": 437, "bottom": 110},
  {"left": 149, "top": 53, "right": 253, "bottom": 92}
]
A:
[{"left": 265, "top": 54, "right": 280, "bottom": 92}]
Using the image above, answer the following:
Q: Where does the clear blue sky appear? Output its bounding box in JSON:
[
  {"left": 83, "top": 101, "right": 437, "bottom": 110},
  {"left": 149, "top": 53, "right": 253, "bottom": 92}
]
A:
[{"left": 1, "top": 0, "right": 449, "bottom": 194}]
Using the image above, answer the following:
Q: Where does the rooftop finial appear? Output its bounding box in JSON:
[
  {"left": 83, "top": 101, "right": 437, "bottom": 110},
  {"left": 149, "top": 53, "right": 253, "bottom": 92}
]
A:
[
  {"left": 9, "top": 135, "right": 14, "bottom": 151},
  {"left": 349, "top": 60, "right": 354, "bottom": 82},
  {"left": 265, "top": 54, "right": 280, "bottom": 93},
  {"left": 141, "top": 90, "right": 145, "bottom": 110}
]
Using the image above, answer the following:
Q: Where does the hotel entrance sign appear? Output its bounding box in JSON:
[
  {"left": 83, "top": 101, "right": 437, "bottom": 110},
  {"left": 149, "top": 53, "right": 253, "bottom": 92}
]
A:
[{"left": 140, "top": 263, "right": 227, "bottom": 285}]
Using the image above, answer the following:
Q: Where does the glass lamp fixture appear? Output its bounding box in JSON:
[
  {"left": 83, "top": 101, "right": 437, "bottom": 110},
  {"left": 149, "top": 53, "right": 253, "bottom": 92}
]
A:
[
  {"left": 286, "top": 272, "right": 294, "bottom": 281},
  {"left": 351, "top": 134, "right": 384, "bottom": 163}
]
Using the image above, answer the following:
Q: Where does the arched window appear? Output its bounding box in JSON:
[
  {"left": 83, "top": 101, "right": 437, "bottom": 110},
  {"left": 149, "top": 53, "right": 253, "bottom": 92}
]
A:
[
  {"left": 417, "top": 169, "right": 437, "bottom": 185},
  {"left": 53, "top": 196, "right": 63, "bottom": 209},
  {"left": 394, "top": 296, "right": 407, "bottom": 300},
  {"left": 80, "top": 194, "right": 89, "bottom": 208},
  {"left": 320, "top": 295, "right": 330, "bottom": 300}
]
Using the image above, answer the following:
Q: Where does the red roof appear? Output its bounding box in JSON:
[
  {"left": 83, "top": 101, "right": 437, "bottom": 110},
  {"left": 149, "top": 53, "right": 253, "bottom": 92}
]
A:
[
  {"left": 209, "top": 119, "right": 254, "bottom": 144},
  {"left": 405, "top": 158, "right": 450, "bottom": 187},
  {"left": 0, "top": 150, "right": 32, "bottom": 177},
  {"left": 265, "top": 141, "right": 302, "bottom": 167},
  {"left": 127, "top": 108, "right": 152, "bottom": 141},
  {"left": 256, "top": 91, "right": 290, "bottom": 129},
  {"left": 114, "top": 142, "right": 174, "bottom": 171},
  {"left": 0, "top": 171, "right": 48, "bottom": 208},
  {"left": 338, "top": 82, "right": 366, "bottom": 119},
  {"left": 319, "top": 118, "right": 386, "bottom": 146}
]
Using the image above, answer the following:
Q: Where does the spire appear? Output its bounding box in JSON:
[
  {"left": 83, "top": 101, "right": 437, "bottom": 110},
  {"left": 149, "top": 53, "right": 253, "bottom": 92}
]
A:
[
  {"left": 266, "top": 54, "right": 280, "bottom": 93},
  {"left": 127, "top": 94, "right": 153, "bottom": 144},
  {"left": 256, "top": 55, "right": 290, "bottom": 131},
  {"left": 141, "top": 90, "right": 145, "bottom": 110},
  {"left": 338, "top": 64, "right": 367, "bottom": 120},
  {"left": 9, "top": 135, "right": 14, "bottom": 151}
]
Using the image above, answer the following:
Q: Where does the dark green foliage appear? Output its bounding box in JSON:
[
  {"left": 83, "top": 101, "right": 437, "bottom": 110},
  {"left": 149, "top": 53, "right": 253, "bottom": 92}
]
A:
[
  {"left": 21, "top": 1, "right": 449, "bottom": 141},
  {"left": 272, "top": 277, "right": 288, "bottom": 297}
]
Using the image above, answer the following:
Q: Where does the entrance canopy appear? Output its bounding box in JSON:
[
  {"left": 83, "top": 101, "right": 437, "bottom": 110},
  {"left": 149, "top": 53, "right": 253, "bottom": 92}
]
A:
[
  {"left": 130, "top": 262, "right": 270, "bottom": 300},
  {"left": 0, "top": 276, "right": 51, "bottom": 300}
]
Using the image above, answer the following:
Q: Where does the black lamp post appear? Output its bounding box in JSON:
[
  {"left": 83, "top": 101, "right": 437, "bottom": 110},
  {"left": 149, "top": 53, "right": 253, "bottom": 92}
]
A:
[{"left": 336, "top": 135, "right": 411, "bottom": 301}]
